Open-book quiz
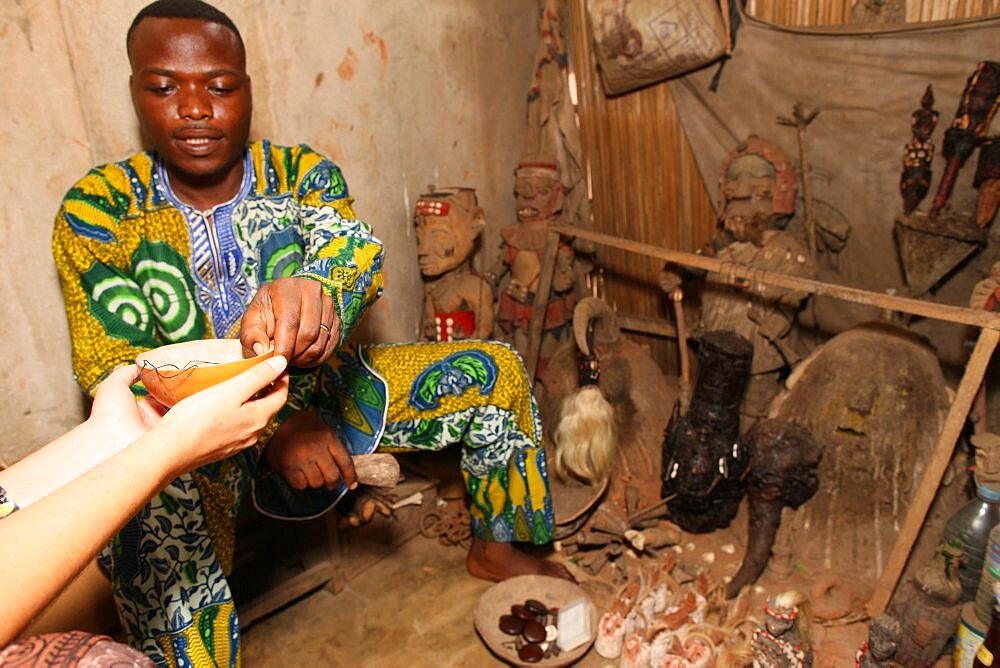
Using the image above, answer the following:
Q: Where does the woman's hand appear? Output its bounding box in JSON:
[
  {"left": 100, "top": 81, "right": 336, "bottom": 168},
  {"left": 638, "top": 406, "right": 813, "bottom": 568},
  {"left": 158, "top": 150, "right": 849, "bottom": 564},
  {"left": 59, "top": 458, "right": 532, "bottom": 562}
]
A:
[
  {"left": 152, "top": 355, "right": 290, "bottom": 475},
  {"left": 86, "top": 365, "right": 168, "bottom": 456}
]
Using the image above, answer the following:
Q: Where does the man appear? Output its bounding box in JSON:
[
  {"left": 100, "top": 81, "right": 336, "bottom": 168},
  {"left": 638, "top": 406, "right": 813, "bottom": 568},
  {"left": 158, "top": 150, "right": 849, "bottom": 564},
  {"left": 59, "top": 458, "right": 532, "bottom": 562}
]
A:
[{"left": 52, "top": 2, "right": 566, "bottom": 665}]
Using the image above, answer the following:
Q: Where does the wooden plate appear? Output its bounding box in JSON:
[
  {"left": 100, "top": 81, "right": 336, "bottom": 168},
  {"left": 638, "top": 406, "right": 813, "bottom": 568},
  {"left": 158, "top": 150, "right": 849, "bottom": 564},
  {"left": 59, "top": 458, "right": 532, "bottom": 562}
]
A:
[{"left": 473, "top": 575, "right": 596, "bottom": 666}]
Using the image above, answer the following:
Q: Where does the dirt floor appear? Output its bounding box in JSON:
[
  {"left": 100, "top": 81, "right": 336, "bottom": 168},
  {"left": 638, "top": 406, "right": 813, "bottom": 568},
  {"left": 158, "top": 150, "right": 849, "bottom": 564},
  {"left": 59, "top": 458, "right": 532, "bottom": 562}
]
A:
[{"left": 239, "top": 500, "right": 891, "bottom": 667}]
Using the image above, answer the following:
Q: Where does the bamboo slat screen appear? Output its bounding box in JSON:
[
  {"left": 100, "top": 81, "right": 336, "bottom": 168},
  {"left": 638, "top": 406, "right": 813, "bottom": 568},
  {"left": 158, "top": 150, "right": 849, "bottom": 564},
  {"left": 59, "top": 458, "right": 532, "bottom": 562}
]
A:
[
  {"left": 566, "top": 0, "right": 1000, "bottom": 374},
  {"left": 567, "top": 0, "right": 717, "bottom": 373},
  {"left": 745, "top": 0, "right": 998, "bottom": 24}
]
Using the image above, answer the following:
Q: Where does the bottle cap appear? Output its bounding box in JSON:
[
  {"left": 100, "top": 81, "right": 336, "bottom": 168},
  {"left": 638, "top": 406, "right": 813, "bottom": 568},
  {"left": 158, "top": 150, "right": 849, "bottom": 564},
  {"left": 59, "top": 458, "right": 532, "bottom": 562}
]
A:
[{"left": 978, "top": 483, "right": 1000, "bottom": 503}]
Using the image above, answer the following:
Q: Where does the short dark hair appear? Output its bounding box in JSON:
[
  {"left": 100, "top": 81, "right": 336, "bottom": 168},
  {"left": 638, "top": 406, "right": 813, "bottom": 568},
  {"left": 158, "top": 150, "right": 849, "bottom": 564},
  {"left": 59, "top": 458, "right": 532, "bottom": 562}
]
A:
[{"left": 127, "top": 0, "right": 245, "bottom": 56}]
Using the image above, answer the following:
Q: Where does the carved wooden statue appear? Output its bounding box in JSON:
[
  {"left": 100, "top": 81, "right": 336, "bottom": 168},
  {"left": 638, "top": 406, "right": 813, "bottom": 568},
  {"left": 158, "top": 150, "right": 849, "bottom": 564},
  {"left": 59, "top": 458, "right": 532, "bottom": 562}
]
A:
[
  {"left": 660, "top": 136, "right": 817, "bottom": 420},
  {"left": 928, "top": 61, "right": 999, "bottom": 221},
  {"left": 900, "top": 85, "right": 938, "bottom": 215},
  {"left": 414, "top": 187, "right": 494, "bottom": 342},
  {"left": 490, "top": 159, "right": 577, "bottom": 375},
  {"left": 751, "top": 591, "right": 813, "bottom": 668},
  {"left": 886, "top": 541, "right": 963, "bottom": 667},
  {"left": 855, "top": 614, "right": 902, "bottom": 668}
]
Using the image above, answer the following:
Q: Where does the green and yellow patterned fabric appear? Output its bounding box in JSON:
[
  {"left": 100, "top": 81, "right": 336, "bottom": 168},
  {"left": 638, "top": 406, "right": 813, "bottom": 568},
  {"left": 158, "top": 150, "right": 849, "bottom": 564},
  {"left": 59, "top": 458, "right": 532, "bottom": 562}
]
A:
[
  {"left": 52, "top": 141, "right": 383, "bottom": 665},
  {"left": 52, "top": 141, "right": 556, "bottom": 667}
]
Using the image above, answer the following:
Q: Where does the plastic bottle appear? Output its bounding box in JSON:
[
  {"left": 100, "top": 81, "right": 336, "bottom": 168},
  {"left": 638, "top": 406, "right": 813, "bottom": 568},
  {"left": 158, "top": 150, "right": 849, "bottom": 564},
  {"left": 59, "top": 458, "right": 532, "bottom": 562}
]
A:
[
  {"left": 977, "top": 523, "right": 1000, "bottom": 624},
  {"left": 973, "top": 583, "right": 1000, "bottom": 667},
  {"left": 943, "top": 483, "right": 1000, "bottom": 603}
]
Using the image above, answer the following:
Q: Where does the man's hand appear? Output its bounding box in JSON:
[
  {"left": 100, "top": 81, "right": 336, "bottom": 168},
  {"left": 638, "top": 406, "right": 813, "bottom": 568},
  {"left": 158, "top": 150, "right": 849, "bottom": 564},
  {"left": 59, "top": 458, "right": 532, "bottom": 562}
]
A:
[
  {"left": 240, "top": 277, "right": 340, "bottom": 367},
  {"left": 264, "top": 410, "right": 357, "bottom": 491}
]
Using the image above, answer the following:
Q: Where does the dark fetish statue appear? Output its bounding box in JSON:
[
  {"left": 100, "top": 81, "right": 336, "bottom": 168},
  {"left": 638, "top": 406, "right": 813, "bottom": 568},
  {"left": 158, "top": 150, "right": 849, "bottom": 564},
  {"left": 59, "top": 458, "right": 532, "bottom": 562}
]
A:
[
  {"left": 662, "top": 330, "right": 753, "bottom": 533},
  {"left": 727, "top": 418, "right": 822, "bottom": 598}
]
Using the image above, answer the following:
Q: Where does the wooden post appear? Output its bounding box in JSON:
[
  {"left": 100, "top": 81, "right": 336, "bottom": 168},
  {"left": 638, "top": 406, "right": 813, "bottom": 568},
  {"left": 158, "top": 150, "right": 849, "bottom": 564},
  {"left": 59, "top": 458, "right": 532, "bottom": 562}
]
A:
[
  {"left": 525, "top": 230, "right": 562, "bottom": 379},
  {"left": 865, "top": 327, "right": 999, "bottom": 616},
  {"left": 549, "top": 225, "right": 1000, "bottom": 331}
]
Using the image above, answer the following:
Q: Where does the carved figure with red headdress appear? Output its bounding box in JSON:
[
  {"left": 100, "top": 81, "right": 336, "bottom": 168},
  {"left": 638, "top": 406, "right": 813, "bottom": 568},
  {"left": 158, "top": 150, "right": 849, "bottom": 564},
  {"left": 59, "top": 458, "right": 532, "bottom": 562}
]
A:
[{"left": 414, "top": 187, "right": 494, "bottom": 342}]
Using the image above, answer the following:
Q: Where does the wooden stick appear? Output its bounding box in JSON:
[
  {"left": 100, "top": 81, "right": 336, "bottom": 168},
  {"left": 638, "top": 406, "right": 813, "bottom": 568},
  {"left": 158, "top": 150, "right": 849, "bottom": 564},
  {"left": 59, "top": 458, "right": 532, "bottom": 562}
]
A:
[
  {"left": 525, "top": 230, "right": 562, "bottom": 379},
  {"left": 617, "top": 313, "right": 679, "bottom": 339},
  {"left": 866, "top": 327, "right": 1000, "bottom": 616},
  {"left": 671, "top": 288, "right": 692, "bottom": 413},
  {"left": 549, "top": 225, "right": 1000, "bottom": 331},
  {"left": 777, "top": 104, "right": 820, "bottom": 259}
]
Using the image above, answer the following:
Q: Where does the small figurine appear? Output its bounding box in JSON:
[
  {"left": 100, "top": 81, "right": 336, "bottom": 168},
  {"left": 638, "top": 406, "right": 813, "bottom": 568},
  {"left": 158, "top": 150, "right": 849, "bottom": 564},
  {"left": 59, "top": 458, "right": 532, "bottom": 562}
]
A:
[
  {"left": 751, "top": 590, "right": 813, "bottom": 668},
  {"left": 490, "top": 158, "right": 578, "bottom": 375},
  {"left": 928, "top": 61, "right": 1000, "bottom": 221},
  {"left": 855, "top": 614, "right": 902, "bottom": 668},
  {"left": 886, "top": 541, "right": 963, "bottom": 666},
  {"left": 900, "top": 85, "right": 938, "bottom": 215},
  {"left": 970, "top": 260, "right": 1000, "bottom": 312},
  {"left": 414, "top": 187, "right": 494, "bottom": 342}
]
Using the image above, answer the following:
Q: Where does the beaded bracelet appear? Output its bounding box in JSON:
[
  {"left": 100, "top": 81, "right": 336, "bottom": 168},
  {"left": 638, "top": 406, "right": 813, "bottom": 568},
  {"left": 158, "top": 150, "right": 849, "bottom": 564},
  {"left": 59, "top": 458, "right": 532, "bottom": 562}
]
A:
[{"left": 0, "top": 484, "right": 19, "bottom": 519}]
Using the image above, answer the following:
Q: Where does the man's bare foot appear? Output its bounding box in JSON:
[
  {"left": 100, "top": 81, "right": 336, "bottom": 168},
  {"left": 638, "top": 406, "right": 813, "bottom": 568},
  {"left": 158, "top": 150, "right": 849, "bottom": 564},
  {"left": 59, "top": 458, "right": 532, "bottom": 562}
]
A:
[{"left": 466, "top": 536, "right": 575, "bottom": 582}]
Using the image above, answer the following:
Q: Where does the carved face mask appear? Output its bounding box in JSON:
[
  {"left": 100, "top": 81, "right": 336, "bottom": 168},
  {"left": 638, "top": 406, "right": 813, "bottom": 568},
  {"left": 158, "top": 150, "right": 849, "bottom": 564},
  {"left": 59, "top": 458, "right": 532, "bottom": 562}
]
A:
[
  {"left": 515, "top": 166, "right": 564, "bottom": 223},
  {"left": 972, "top": 433, "right": 1000, "bottom": 486},
  {"left": 414, "top": 190, "right": 482, "bottom": 278},
  {"left": 722, "top": 155, "right": 777, "bottom": 243}
]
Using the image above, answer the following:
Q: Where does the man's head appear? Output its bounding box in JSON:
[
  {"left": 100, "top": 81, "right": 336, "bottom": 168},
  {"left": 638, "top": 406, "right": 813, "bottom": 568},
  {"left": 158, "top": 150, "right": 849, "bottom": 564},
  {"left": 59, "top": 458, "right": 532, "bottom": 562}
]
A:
[
  {"left": 127, "top": 0, "right": 251, "bottom": 199},
  {"left": 414, "top": 188, "right": 485, "bottom": 278},
  {"left": 514, "top": 159, "right": 563, "bottom": 224}
]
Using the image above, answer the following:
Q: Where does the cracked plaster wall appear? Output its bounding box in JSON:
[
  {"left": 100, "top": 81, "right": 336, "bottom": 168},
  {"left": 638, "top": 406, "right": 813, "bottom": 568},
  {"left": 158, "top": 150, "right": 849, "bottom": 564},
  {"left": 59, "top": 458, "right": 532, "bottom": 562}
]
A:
[{"left": 0, "top": 0, "right": 537, "bottom": 465}]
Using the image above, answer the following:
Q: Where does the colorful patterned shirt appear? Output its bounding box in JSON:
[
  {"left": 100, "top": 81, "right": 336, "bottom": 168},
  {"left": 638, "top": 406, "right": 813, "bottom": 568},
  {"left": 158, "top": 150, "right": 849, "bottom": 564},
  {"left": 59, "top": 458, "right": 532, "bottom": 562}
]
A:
[
  {"left": 51, "top": 140, "right": 383, "bottom": 664},
  {"left": 53, "top": 139, "right": 383, "bottom": 396}
]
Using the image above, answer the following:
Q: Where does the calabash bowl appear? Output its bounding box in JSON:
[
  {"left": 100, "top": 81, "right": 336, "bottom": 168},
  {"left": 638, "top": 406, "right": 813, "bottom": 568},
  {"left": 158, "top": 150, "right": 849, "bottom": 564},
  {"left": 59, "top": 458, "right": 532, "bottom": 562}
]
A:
[{"left": 136, "top": 339, "right": 274, "bottom": 407}]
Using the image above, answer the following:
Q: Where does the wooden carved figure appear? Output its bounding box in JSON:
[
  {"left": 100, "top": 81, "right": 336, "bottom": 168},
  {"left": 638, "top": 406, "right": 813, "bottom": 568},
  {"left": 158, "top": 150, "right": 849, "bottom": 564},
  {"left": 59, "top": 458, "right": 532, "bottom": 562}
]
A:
[
  {"left": 414, "top": 187, "right": 494, "bottom": 342},
  {"left": 855, "top": 614, "right": 902, "bottom": 668},
  {"left": 886, "top": 541, "right": 963, "bottom": 666},
  {"left": 751, "top": 590, "right": 813, "bottom": 668},
  {"left": 660, "top": 136, "right": 817, "bottom": 420},
  {"left": 929, "top": 61, "right": 1000, "bottom": 221},
  {"left": 490, "top": 158, "right": 577, "bottom": 375},
  {"left": 900, "top": 85, "right": 938, "bottom": 215}
]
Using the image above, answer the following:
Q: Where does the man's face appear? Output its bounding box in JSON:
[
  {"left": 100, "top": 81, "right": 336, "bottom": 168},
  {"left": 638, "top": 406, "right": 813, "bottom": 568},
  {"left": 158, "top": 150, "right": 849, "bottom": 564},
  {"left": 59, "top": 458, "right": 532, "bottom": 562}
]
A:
[
  {"left": 128, "top": 17, "right": 251, "bottom": 189},
  {"left": 515, "top": 169, "right": 563, "bottom": 223},
  {"left": 722, "top": 154, "right": 777, "bottom": 243},
  {"left": 416, "top": 215, "right": 476, "bottom": 278}
]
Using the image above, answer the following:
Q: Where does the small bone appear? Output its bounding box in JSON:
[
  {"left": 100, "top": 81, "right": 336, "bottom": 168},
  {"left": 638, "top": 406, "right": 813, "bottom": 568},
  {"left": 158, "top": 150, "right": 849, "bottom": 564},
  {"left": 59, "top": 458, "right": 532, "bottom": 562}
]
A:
[{"left": 390, "top": 491, "right": 424, "bottom": 509}]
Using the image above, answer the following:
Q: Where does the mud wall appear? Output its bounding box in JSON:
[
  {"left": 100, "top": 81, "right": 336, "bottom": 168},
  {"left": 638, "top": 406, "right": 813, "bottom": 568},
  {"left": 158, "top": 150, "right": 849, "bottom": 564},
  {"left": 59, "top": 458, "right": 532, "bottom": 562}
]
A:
[{"left": 0, "top": 0, "right": 537, "bottom": 464}]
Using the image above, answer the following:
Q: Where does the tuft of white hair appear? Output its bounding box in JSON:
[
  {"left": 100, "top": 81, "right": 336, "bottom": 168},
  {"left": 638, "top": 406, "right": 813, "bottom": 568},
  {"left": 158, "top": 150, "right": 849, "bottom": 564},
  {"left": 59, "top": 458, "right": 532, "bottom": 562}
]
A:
[{"left": 554, "top": 386, "right": 617, "bottom": 484}]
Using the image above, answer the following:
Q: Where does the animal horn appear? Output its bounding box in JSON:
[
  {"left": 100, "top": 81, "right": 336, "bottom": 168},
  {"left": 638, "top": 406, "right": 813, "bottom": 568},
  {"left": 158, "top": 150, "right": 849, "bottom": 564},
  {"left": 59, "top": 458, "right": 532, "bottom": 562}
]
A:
[{"left": 572, "top": 297, "right": 620, "bottom": 356}]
